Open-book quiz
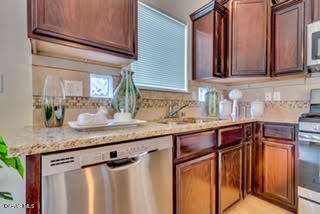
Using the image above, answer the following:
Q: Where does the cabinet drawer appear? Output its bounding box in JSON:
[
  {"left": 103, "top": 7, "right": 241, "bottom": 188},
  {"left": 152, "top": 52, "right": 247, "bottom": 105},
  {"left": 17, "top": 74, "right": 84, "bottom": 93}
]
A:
[
  {"left": 176, "top": 130, "right": 216, "bottom": 160},
  {"left": 218, "top": 126, "right": 243, "bottom": 147},
  {"left": 263, "top": 124, "right": 295, "bottom": 141}
]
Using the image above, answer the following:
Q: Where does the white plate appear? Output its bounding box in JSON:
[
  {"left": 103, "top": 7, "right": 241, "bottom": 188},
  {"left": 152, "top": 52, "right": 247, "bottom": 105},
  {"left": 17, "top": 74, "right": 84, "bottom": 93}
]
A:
[{"left": 68, "top": 119, "right": 147, "bottom": 131}]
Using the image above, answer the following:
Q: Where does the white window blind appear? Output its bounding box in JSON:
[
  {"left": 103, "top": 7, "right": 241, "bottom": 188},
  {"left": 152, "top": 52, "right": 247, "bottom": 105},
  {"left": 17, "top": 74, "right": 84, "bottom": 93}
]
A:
[{"left": 132, "top": 2, "right": 188, "bottom": 92}]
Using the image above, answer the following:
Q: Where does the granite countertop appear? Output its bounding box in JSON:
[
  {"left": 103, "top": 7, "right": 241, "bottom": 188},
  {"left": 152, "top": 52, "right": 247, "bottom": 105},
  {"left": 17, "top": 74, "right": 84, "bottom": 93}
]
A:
[{"left": 9, "top": 118, "right": 298, "bottom": 157}]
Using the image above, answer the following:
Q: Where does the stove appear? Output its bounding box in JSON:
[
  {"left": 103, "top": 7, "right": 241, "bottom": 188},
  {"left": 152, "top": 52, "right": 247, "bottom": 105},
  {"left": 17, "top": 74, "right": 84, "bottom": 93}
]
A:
[{"left": 298, "top": 89, "right": 320, "bottom": 213}]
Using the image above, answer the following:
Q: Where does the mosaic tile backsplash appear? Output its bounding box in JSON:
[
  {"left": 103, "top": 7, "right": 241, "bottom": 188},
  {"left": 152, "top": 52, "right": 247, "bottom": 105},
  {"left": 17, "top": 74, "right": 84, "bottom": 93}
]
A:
[
  {"left": 32, "top": 62, "right": 318, "bottom": 126},
  {"left": 33, "top": 95, "right": 204, "bottom": 126},
  {"left": 33, "top": 94, "right": 308, "bottom": 126}
]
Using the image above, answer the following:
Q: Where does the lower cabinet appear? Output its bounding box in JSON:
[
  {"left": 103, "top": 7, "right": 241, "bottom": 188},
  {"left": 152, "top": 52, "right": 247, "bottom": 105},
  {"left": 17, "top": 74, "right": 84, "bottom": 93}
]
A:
[
  {"left": 175, "top": 122, "right": 297, "bottom": 214},
  {"left": 254, "top": 122, "right": 297, "bottom": 211},
  {"left": 244, "top": 142, "right": 253, "bottom": 197},
  {"left": 176, "top": 153, "right": 217, "bottom": 214},
  {"left": 218, "top": 144, "right": 243, "bottom": 213},
  {"left": 260, "top": 140, "right": 295, "bottom": 205}
]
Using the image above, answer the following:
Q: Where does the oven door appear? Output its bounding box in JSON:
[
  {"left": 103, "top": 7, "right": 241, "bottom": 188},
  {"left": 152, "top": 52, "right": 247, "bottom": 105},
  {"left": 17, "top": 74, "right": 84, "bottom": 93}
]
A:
[
  {"left": 299, "top": 139, "right": 320, "bottom": 213},
  {"left": 308, "top": 21, "right": 320, "bottom": 69},
  {"left": 299, "top": 140, "right": 320, "bottom": 193}
]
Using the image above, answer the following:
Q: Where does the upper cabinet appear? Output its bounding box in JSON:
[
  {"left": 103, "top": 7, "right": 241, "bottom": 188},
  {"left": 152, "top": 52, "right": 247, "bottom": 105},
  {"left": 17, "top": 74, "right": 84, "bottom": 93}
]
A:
[
  {"left": 191, "top": 0, "right": 308, "bottom": 82},
  {"left": 229, "top": 0, "right": 269, "bottom": 77},
  {"left": 271, "top": 0, "right": 305, "bottom": 76},
  {"left": 313, "top": 0, "right": 320, "bottom": 21},
  {"left": 190, "top": 2, "right": 228, "bottom": 80},
  {"left": 28, "top": 0, "right": 137, "bottom": 65}
]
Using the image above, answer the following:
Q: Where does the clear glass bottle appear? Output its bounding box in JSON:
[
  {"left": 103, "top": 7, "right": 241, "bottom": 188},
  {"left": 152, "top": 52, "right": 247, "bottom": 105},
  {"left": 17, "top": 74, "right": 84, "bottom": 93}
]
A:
[
  {"left": 43, "top": 76, "right": 66, "bottom": 128},
  {"left": 112, "top": 70, "right": 143, "bottom": 118},
  {"left": 205, "top": 88, "right": 219, "bottom": 117}
]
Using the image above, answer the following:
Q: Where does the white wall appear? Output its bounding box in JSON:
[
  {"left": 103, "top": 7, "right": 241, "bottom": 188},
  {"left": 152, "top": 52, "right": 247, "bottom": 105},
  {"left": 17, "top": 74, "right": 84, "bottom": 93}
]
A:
[{"left": 0, "top": 0, "right": 32, "bottom": 213}]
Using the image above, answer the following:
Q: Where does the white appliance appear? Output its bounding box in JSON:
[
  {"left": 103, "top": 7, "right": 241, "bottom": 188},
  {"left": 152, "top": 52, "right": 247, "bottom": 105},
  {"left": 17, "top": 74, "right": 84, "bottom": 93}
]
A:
[
  {"left": 307, "top": 20, "right": 320, "bottom": 72},
  {"left": 250, "top": 100, "right": 265, "bottom": 118},
  {"left": 219, "top": 99, "right": 232, "bottom": 120},
  {"left": 298, "top": 89, "right": 320, "bottom": 214},
  {"left": 229, "top": 89, "right": 243, "bottom": 120}
]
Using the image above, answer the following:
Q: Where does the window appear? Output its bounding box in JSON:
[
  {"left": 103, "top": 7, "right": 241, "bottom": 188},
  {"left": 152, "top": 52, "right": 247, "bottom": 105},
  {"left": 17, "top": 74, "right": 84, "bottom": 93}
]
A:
[
  {"left": 132, "top": 2, "right": 188, "bottom": 92},
  {"left": 90, "top": 73, "right": 113, "bottom": 98},
  {"left": 199, "top": 88, "right": 208, "bottom": 102}
]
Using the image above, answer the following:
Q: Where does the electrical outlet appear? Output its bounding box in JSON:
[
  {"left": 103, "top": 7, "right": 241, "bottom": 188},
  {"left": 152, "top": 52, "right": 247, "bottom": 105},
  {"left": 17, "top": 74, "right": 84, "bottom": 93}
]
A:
[
  {"left": 65, "top": 80, "right": 83, "bottom": 97},
  {"left": 273, "top": 91, "right": 281, "bottom": 101},
  {"left": 0, "top": 73, "right": 4, "bottom": 94},
  {"left": 265, "top": 92, "right": 272, "bottom": 101}
]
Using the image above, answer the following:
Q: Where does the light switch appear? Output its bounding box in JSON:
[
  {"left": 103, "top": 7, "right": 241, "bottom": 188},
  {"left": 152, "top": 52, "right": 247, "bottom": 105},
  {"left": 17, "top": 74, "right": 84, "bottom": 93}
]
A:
[
  {"left": 265, "top": 92, "right": 272, "bottom": 101},
  {"left": 65, "top": 80, "right": 83, "bottom": 97},
  {"left": 273, "top": 92, "right": 281, "bottom": 101}
]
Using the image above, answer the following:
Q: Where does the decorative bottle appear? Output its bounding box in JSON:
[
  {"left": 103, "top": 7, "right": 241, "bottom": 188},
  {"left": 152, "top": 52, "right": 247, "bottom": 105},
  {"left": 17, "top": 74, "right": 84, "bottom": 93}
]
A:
[
  {"left": 205, "top": 88, "right": 219, "bottom": 117},
  {"left": 112, "top": 70, "right": 143, "bottom": 118},
  {"left": 43, "top": 76, "right": 66, "bottom": 127}
]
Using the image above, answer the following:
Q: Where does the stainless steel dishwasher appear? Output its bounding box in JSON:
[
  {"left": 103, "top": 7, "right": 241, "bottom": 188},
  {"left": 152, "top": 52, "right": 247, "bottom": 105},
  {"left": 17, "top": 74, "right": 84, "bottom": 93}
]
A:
[{"left": 41, "top": 136, "right": 173, "bottom": 214}]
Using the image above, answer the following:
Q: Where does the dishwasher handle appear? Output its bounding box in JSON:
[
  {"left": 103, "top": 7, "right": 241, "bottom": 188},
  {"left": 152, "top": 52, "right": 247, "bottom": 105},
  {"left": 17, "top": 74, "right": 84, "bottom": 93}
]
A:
[{"left": 106, "top": 151, "right": 148, "bottom": 171}]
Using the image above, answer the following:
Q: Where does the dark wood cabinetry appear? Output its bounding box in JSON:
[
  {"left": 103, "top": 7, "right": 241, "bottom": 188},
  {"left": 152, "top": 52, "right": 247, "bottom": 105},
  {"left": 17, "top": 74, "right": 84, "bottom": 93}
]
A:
[
  {"left": 253, "top": 122, "right": 297, "bottom": 212},
  {"left": 28, "top": 0, "right": 137, "bottom": 59},
  {"left": 218, "top": 125, "right": 243, "bottom": 147},
  {"left": 271, "top": 0, "right": 305, "bottom": 76},
  {"left": 313, "top": 0, "right": 320, "bottom": 21},
  {"left": 176, "top": 130, "right": 216, "bottom": 161},
  {"left": 190, "top": 2, "right": 228, "bottom": 79},
  {"left": 218, "top": 144, "right": 243, "bottom": 213},
  {"left": 176, "top": 153, "right": 217, "bottom": 214},
  {"left": 229, "top": 0, "right": 269, "bottom": 76},
  {"left": 191, "top": 0, "right": 309, "bottom": 81},
  {"left": 261, "top": 140, "right": 295, "bottom": 204},
  {"left": 243, "top": 124, "right": 253, "bottom": 197},
  {"left": 244, "top": 142, "right": 253, "bottom": 196}
]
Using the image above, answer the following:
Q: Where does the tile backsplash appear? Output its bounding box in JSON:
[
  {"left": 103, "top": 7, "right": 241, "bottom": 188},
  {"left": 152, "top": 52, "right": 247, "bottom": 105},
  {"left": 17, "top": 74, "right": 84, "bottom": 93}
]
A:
[
  {"left": 32, "top": 55, "right": 319, "bottom": 126},
  {"left": 32, "top": 58, "right": 220, "bottom": 126}
]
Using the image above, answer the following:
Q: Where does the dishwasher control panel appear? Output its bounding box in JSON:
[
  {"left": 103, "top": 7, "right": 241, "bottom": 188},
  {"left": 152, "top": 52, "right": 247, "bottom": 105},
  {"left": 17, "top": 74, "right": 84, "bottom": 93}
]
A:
[
  {"left": 80, "top": 136, "right": 172, "bottom": 168},
  {"left": 81, "top": 143, "right": 154, "bottom": 166}
]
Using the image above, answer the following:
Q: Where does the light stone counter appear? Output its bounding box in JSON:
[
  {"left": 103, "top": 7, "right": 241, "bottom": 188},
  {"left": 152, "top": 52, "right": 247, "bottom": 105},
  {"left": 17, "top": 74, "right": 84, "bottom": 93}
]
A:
[{"left": 9, "top": 118, "right": 298, "bottom": 157}]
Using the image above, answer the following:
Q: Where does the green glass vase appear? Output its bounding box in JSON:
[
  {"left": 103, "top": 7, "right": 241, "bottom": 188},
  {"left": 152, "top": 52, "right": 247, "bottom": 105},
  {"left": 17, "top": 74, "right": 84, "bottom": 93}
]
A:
[
  {"left": 205, "top": 88, "right": 219, "bottom": 117},
  {"left": 112, "top": 70, "right": 143, "bottom": 118}
]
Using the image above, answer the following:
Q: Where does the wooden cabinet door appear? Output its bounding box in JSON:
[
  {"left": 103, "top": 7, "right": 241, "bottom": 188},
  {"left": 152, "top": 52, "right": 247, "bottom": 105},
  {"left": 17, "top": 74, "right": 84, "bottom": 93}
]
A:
[
  {"left": 230, "top": 0, "right": 269, "bottom": 76},
  {"left": 29, "top": 0, "right": 137, "bottom": 56},
  {"left": 313, "top": 0, "right": 320, "bottom": 21},
  {"left": 271, "top": 1, "right": 305, "bottom": 76},
  {"left": 192, "top": 11, "right": 214, "bottom": 80},
  {"left": 191, "top": 2, "right": 228, "bottom": 80},
  {"left": 244, "top": 142, "right": 253, "bottom": 197},
  {"left": 218, "top": 144, "right": 243, "bottom": 213},
  {"left": 176, "top": 153, "right": 217, "bottom": 214},
  {"left": 261, "top": 140, "right": 295, "bottom": 205}
]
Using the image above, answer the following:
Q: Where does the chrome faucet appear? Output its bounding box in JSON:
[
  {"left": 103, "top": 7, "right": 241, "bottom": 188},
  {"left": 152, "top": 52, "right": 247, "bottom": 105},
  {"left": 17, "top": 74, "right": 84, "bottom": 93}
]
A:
[{"left": 166, "top": 104, "right": 190, "bottom": 119}]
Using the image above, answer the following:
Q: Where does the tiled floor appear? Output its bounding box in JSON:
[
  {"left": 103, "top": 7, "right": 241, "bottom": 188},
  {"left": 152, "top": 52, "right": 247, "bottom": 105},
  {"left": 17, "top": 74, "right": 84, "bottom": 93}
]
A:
[{"left": 225, "top": 195, "right": 293, "bottom": 214}]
